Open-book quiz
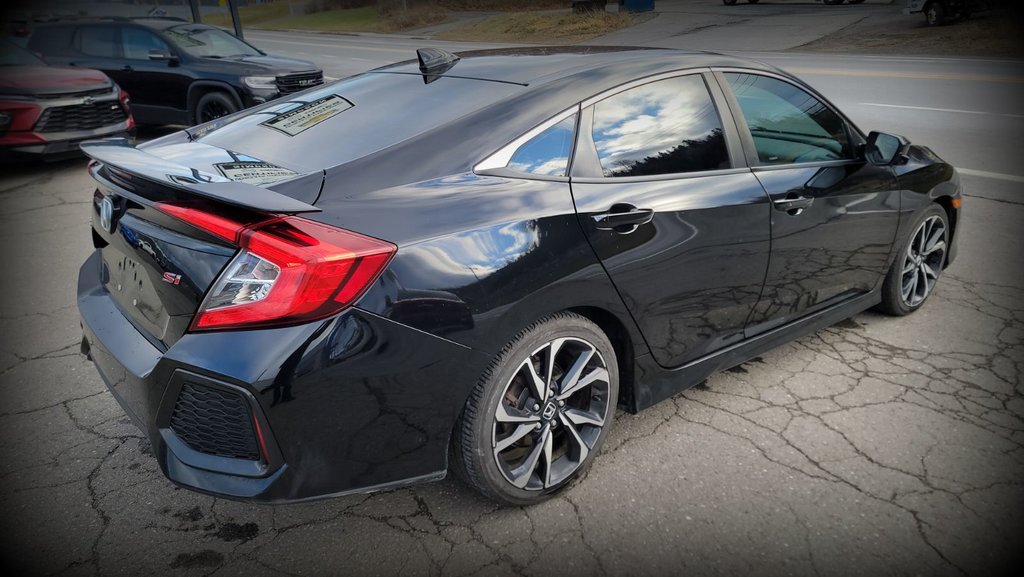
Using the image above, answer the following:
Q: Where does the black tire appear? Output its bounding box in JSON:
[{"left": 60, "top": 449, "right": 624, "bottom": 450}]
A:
[
  {"left": 192, "top": 91, "right": 238, "bottom": 126},
  {"left": 723, "top": 0, "right": 738, "bottom": 5},
  {"left": 451, "top": 312, "right": 618, "bottom": 506},
  {"left": 877, "top": 204, "right": 950, "bottom": 316},
  {"left": 925, "top": 1, "right": 947, "bottom": 25}
]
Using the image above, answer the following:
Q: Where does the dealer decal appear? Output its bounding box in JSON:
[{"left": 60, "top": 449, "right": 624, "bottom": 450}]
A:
[
  {"left": 260, "top": 94, "right": 352, "bottom": 136},
  {"left": 214, "top": 161, "right": 299, "bottom": 186}
]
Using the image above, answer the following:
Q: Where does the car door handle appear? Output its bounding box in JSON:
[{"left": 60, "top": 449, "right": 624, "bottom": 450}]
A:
[
  {"left": 592, "top": 205, "right": 654, "bottom": 231},
  {"left": 773, "top": 195, "right": 814, "bottom": 213},
  {"left": 121, "top": 65, "right": 134, "bottom": 72}
]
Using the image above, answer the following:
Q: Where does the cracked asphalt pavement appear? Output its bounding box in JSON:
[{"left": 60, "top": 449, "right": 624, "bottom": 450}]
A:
[{"left": 1, "top": 150, "right": 1021, "bottom": 577}]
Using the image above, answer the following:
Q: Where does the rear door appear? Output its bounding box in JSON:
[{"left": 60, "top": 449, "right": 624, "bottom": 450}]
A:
[
  {"left": 716, "top": 71, "right": 900, "bottom": 334},
  {"left": 67, "top": 25, "right": 124, "bottom": 79},
  {"left": 569, "top": 72, "right": 772, "bottom": 369}
]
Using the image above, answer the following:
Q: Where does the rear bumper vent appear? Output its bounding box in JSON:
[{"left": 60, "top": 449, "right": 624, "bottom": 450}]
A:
[{"left": 169, "top": 382, "right": 261, "bottom": 461}]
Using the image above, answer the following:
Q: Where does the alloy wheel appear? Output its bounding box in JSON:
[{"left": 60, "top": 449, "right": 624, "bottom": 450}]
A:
[
  {"left": 491, "top": 337, "right": 610, "bottom": 490},
  {"left": 200, "top": 100, "right": 232, "bottom": 123},
  {"left": 900, "top": 214, "right": 946, "bottom": 307}
]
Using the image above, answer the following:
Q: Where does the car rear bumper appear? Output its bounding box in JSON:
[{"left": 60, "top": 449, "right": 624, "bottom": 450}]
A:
[{"left": 78, "top": 249, "right": 489, "bottom": 503}]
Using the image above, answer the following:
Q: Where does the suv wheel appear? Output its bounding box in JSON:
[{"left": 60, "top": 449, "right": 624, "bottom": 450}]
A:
[
  {"left": 452, "top": 313, "right": 618, "bottom": 506},
  {"left": 193, "top": 91, "right": 238, "bottom": 125},
  {"left": 925, "top": 1, "right": 947, "bottom": 25}
]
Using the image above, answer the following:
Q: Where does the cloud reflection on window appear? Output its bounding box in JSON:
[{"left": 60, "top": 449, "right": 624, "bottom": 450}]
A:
[
  {"left": 507, "top": 115, "right": 576, "bottom": 177},
  {"left": 592, "top": 75, "right": 729, "bottom": 178}
]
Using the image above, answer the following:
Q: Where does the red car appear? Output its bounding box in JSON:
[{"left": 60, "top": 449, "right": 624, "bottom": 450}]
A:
[{"left": 1, "top": 39, "right": 133, "bottom": 161}]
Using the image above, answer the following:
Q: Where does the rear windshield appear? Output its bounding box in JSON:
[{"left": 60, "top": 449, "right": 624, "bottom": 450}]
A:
[{"left": 196, "top": 72, "right": 522, "bottom": 173}]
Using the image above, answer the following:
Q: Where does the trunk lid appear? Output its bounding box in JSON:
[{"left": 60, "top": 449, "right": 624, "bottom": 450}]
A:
[{"left": 82, "top": 137, "right": 322, "bottom": 349}]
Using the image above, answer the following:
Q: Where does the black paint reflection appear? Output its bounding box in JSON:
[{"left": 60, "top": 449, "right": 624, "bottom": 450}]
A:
[{"left": 747, "top": 162, "right": 900, "bottom": 333}]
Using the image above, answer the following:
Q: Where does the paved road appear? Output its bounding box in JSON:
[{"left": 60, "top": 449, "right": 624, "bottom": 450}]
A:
[{"left": 1, "top": 21, "right": 1023, "bottom": 577}]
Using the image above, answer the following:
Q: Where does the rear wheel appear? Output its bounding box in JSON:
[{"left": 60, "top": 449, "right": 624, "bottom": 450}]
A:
[
  {"left": 451, "top": 313, "right": 618, "bottom": 506},
  {"left": 193, "top": 91, "right": 238, "bottom": 125},
  {"left": 878, "top": 204, "right": 949, "bottom": 316},
  {"left": 925, "top": 1, "right": 947, "bottom": 25}
]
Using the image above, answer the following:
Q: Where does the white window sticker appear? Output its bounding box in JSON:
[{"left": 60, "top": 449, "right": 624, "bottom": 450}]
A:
[
  {"left": 215, "top": 162, "right": 298, "bottom": 186},
  {"left": 260, "top": 94, "right": 352, "bottom": 136}
]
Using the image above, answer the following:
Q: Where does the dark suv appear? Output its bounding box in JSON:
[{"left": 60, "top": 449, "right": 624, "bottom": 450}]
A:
[{"left": 28, "top": 19, "right": 323, "bottom": 126}]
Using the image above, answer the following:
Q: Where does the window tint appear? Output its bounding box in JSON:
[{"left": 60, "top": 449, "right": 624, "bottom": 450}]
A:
[
  {"left": 122, "top": 27, "right": 169, "bottom": 60},
  {"left": 591, "top": 75, "right": 729, "bottom": 178},
  {"left": 724, "top": 73, "right": 853, "bottom": 165},
  {"left": 27, "top": 26, "right": 76, "bottom": 57},
  {"left": 507, "top": 115, "right": 576, "bottom": 177},
  {"left": 78, "top": 26, "right": 118, "bottom": 58}
]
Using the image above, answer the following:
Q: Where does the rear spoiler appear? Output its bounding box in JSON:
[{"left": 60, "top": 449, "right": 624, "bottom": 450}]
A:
[{"left": 81, "top": 138, "right": 321, "bottom": 214}]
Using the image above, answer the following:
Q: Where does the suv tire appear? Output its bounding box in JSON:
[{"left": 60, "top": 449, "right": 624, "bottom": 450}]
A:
[{"left": 193, "top": 91, "right": 238, "bottom": 125}]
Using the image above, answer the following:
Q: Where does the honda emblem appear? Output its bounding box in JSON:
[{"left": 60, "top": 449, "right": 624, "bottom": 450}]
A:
[{"left": 98, "top": 196, "right": 115, "bottom": 233}]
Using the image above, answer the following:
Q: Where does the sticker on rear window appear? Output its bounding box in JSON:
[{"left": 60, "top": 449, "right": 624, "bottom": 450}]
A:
[
  {"left": 215, "top": 161, "right": 297, "bottom": 186},
  {"left": 260, "top": 94, "right": 352, "bottom": 136}
]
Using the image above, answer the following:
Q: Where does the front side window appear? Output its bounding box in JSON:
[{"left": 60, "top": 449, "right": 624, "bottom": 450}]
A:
[
  {"left": 591, "top": 75, "right": 730, "bottom": 178},
  {"left": 122, "top": 27, "right": 170, "bottom": 60},
  {"left": 77, "top": 26, "right": 118, "bottom": 58},
  {"left": 724, "top": 72, "right": 853, "bottom": 165},
  {"left": 507, "top": 115, "right": 577, "bottom": 177}
]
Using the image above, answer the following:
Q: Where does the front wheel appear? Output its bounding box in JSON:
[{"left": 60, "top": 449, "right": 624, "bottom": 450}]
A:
[
  {"left": 193, "top": 91, "right": 238, "bottom": 125},
  {"left": 877, "top": 204, "right": 949, "bottom": 316},
  {"left": 451, "top": 313, "right": 618, "bottom": 506}
]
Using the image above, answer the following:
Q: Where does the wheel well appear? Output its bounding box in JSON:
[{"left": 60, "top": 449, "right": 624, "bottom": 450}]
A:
[
  {"left": 567, "top": 306, "right": 635, "bottom": 410},
  {"left": 933, "top": 195, "right": 958, "bottom": 250}
]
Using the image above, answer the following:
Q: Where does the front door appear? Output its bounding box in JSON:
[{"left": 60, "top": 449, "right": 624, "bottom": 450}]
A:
[
  {"left": 570, "top": 73, "right": 772, "bottom": 368},
  {"left": 717, "top": 71, "right": 900, "bottom": 334}
]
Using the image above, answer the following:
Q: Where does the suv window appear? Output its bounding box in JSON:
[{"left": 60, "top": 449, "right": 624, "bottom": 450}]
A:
[
  {"left": 507, "top": 115, "right": 577, "bottom": 177},
  {"left": 591, "top": 75, "right": 729, "bottom": 178},
  {"left": 77, "top": 26, "right": 119, "bottom": 58},
  {"left": 724, "top": 72, "right": 853, "bottom": 165},
  {"left": 122, "top": 27, "right": 170, "bottom": 60},
  {"left": 27, "top": 25, "right": 76, "bottom": 57}
]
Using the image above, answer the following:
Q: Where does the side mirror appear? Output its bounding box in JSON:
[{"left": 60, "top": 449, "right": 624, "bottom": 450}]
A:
[
  {"left": 865, "top": 131, "right": 911, "bottom": 166},
  {"left": 148, "top": 49, "right": 178, "bottom": 65}
]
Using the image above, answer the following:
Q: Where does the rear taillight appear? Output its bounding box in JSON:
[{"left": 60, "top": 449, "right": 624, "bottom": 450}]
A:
[{"left": 157, "top": 203, "right": 396, "bottom": 331}]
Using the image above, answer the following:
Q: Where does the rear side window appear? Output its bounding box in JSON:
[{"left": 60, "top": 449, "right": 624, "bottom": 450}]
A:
[
  {"left": 27, "top": 26, "right": 76, "bottom": 56},
  {"left": 591, "top": 75, "right": 730, "bottom": 178},
  {"left": 724, "top": 72, "right": 853, "bottom": 165},
  {"left": 77, "top": 26, "right": 119, "bottom": 58},
  {"left": 507, "top": 114, "right": 577, "bottom": 177}
]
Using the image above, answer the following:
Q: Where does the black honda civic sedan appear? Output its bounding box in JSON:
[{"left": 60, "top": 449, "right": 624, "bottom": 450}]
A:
[{"left": 77, "top": 47, "right": 961, "bottom": 505}]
